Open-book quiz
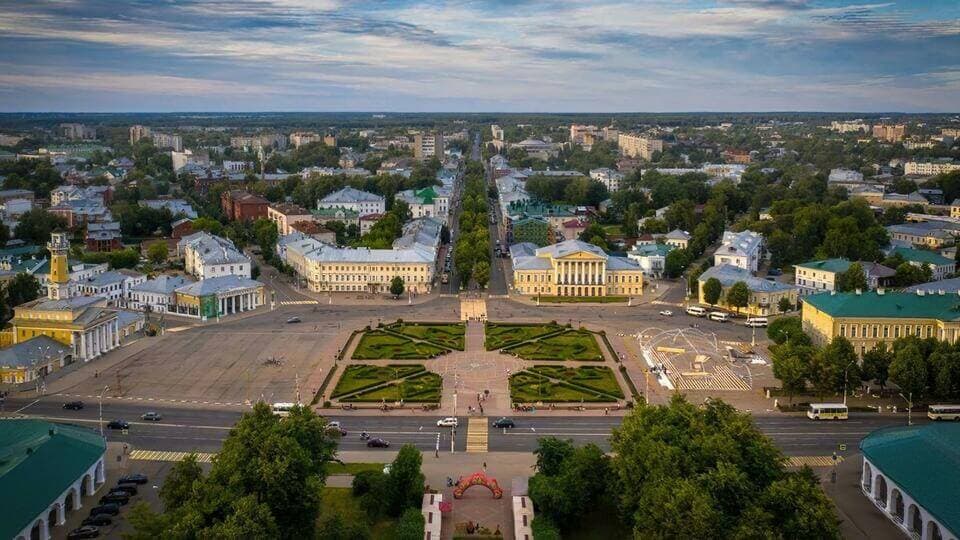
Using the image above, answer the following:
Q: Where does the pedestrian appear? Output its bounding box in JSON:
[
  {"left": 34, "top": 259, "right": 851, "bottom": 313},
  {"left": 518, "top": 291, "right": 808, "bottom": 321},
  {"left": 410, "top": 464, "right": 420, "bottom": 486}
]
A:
[
  {"left": 480, "top": 404, "right": 484, "bottom": 414},
  {"left": 483, "top": 461, "right": 487, "bottom": 471},
  {"left": 435, "top": 448, "right": 439, "bottom": 458}
]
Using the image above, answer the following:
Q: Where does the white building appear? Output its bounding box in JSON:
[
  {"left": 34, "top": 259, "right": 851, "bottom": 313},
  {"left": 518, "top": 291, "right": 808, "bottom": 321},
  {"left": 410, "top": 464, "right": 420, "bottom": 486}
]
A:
[
  {"left": 139, "top": 199, "right": 198, "bottom": 219},
  {"left": 589, "top": 168, "right": 625, "bottom": 193},
  {"left": 76, "top": 269, "right": 146, "bottom": 306},
  {"left": 829, "top": 168, "right": 865, "bottom": 184},
  {"left": 714, "top": 230, "right": 764, "bottom": 272},
  {"left": 177, "top": 232, "right": 251, "bottom": 280},
  {"left": 317, "top": 187, "right": 385, "bottom": 216},
  {"left": 905, "top": 160, "right": 960, "bottom": 176},
  {"left": 151, "top": 132, "right": 183, "bottom": 152},
  {"left": 128, "top": 275, "right": 194, "bottom": 313},
  {"left": 223, "top": 160, "right": 252, "bottom": 173},
  {"left": 829, "top": 120, "right": 870, "bottom": 133},
  {"left": 395, "top": 186, "right": 451, "bottom": 219}
]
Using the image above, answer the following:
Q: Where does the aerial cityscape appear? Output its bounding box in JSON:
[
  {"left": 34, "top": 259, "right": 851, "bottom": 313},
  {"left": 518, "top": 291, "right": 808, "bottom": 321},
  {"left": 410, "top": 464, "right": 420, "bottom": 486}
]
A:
[{"left": 0, "top": 1, "right": 959, "bottom": 540}]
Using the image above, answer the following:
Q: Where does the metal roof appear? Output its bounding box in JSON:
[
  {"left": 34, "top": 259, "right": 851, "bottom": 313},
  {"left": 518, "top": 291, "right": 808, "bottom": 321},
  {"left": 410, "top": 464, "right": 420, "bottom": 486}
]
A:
[
  {"left": 804, "top": 290, "right": 960, "bottom": 320},
  {"left": 699, "top": 264, "right": 796, "bottom": 293}
]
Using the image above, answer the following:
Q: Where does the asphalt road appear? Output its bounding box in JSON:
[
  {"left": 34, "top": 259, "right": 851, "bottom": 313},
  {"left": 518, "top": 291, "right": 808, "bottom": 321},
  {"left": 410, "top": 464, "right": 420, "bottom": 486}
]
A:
[{"left": 5, "top": 397, "right": 924, "bottom": 457}]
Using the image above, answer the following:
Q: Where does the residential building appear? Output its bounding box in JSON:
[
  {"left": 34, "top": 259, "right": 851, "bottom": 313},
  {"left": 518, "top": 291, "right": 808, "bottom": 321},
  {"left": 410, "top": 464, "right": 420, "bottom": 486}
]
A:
[
  {"left": 829, "top": 120, "right": 870, "bottom": 133},
  {"left": 396, "top": 186, "right": 450, "bottom": 219},
  {"left": 289, "top": 131, "right": 322, "bottom": 147},
  {"left": 392, "top": 217, "right": 444, "bottom": 253},
  {"left": 618, "top": 133, "right": 663, "bottom": 160},
  {"left": 828, "top": 168, "right": 864, "bottom": 184},
  {"left": 58, "top": 123, "right": 97, "bottom": 140},
  {"left": 722, "top": 149, "right": 752, "bottom": 164},
  {"left": 873, "top": 124, "right": 907, "bottom": 142},
  {"left": 76, "top": 269, "right": 146, "bottom": 306},
  {"left": 627, "top": 243, "right": 672, "bottom": 277},
  {"left": 697, "top": 264, "right": 798, "bottom": 316},
  {"left": 491, "top": 124, "right": 504, "bottom": 141},
  {"left": 1, "top": 419, "right": 107, "bottom": 540},
  {"left": 890, "top": 247, "right": 955, "bottom": 281},
  {"left": 170, "top": 149, "right": 209, "bottom": 173},
  {"left": 178, "top": 232, "right": 251, "bottom": 279},
  {"left": 313, "top": 207, "right": 360, "bottom": 229},
  {"left": 129, "top": 124, "right": 151, "bottom": 144},
  {"left": 569, "top": 124, "right": 598, "bottom": 145},
  {"left": 511, "top": 139, "right": 558, "bottom": 160},
  {"left": 560, "top": 218, "right": 589, "bottom": 242},
  {"left": 589, "top": 168, "right": 624, "bottom": 192},
  {"left": 151, "top": 132, "right": 183, "bottom": 151},
  {"left": 220, "top": 190, "right": 268, "bottom": 222},
  {"left": 222, "top": 160, "right": 252, "bottom": 173},
  {"left": 84, "top": 221, "right": 122, "bottom": 252},
  {"left": 794, "top": 258, "right": 895, "bottom": 295},
  {"left": 318, "top": 187, "right": 385, "bottom": 216},
  {"left": 859, "top": 424, "right": 959, "bottom": 540},
  {"left": 0, "top": 336, "right": 71, "bottom": 384},
  {"left": 267, "top": 202, "right": 316, "bottom": 235},
  {"left": 230, "top": 133, "right": 286, "bottom": 151},
  {"left": 510, "top": 240, "right": 644, "bottom": 298},
  {"left": 171, "top": 275, "right": 265, "bottom": 319},
  {"left": 714, "top": 230, "right": 764, "bottom": 272},
  {"left": 358, "top": 213, "right": 383, "bottom": 236},
  {"left": 287, "top": 221, "right": 337, "bottom": 244},
  {"left": 128, "top": 275, "right": 193, "bottom": 313},
  {"left": 887, "top": 222, "right": 960, "bottom": 249},
  {"left": 413, "top": 132, "right": 443, "bottom": 160},
  {"left": 171, "top": 218, "right": 194, "bottom": 239},
  {"left": 50, "top": 185, "right": 111, "bottom": 207},
  {"left": 48, "top": 199, "right": 112, "bottom": 228},
  {"left": 139, "top": 198, "right": 198, "bottom": 219},
  {"left": 904, "top": 160, "right": 960, "bottom": 176},
  {"left": 664, "top": 229, "right": 691, "bottom": 249},
  {"left": 0, "top": 189, "right": 35, "bottom": 203}
]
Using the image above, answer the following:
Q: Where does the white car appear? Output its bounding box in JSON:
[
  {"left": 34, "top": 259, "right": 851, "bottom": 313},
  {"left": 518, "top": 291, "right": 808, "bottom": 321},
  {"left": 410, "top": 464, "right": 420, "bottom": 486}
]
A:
[
  {"left": 437, "top": 417, "right": 459, "bottom": 427},
  {"left": 659, "top": 310, "right": 673, "bottom": 317}
]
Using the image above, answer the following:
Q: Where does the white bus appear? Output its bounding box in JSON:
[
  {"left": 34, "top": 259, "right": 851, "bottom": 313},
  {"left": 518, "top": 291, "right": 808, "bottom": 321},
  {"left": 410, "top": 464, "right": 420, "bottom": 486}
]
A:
[
  {"left": 745, "top": 317, "right": 768, "bottom": 327},
  {"left": 272, "top": 402, "right": 298, "bottom": 417},
  {"left": 708, "top": 312, "right": 730, "bottom": 322},
  {"left": 807, "top": 403, "right": 848, "bottom": 420},
  {"left": 686, "top": 306, "right": 707, "bottom": 317},
  {"left": 927, "top": 404, "right": 960, "bottom": 421}
]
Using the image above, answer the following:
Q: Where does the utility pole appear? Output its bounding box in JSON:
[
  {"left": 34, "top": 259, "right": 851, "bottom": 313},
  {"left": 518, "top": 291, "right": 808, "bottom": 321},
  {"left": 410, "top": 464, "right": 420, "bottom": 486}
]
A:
[{"left": 99, "top": 385, "right": 110, "bottom": 438}]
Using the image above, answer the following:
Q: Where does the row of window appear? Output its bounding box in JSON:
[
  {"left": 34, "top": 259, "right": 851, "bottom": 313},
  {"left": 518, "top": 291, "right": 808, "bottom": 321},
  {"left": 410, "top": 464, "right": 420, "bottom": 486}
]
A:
[
  {"left": 839, "top": 323, "right": 936, "bottom": 339},
  {"left": 322, "top": 265, "right": 426, "bottom": 272},
  {"left": 315, "top": 274, "right": 426, "bottom": 283}
]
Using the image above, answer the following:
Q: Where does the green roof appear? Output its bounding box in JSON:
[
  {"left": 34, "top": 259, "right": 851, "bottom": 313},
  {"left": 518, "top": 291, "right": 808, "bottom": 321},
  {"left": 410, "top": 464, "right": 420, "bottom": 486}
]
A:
[
  {"left": 860, "top": 423, "right": 960, "bottom": 534},
  {"left": 794, "top": 258, "right": 852, "bottom": 274},
  {"left": 804, "top": 290, "right": 960, "bottom": 320},
  {"left": 892, "top": 247, "right": 954, "bottom": 266},
  {"left": 0, "top": 420, "right": 106, "bottom": 538},
  {"left": 415, "top": 187, "right": 437, "bottom": 204}
]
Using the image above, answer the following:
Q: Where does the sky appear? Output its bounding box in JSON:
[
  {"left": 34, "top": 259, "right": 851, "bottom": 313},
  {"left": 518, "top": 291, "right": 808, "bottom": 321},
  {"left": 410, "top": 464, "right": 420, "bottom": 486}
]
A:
[{"left": 0, "top": 0, "right": 958, "bottom": 113}]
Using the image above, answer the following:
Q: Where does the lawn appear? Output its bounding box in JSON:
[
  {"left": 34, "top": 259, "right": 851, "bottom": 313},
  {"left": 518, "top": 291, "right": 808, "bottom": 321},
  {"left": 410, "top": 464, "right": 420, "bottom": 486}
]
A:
[
  {"left": 484, "top": 322, "right": 563, "bottom": 350},
  {"left": 509, "top": 367, "right": 623, "bottom": 403},
  {"left": 507, "top": 330, "right": 604, "bottom": 361},
  {"left": 318, "top": 487, "right": 397, "bottom": 539},
  {"left": 352, "top": 330, "right": 448, "bottom": 359},
  {"left": 341, "top": 371, "right": 442, "bottom": 403},
  {"left": 529, "top": 365, "right": 624, "bottom": 399},
  {"left": 389, "top": 322, "right": 465, "bottom": 350},
  {"left": 325, "top": 462, "right": 385, "bottom": 475},
  {"left": 538, "top": 295, "right": 629, "bottom": 304},
  {"left": 330, "top": 364, "right": 425, "bottom": 398}
]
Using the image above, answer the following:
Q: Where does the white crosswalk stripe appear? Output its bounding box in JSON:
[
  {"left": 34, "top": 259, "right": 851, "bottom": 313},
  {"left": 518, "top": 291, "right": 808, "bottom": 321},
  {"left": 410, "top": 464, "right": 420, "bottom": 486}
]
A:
[
  {"left": 280, "top": 300, "right": 319, "bottom": 305},
  {"left": 130, "top": 449, "right": 216, "bottom": 463}
]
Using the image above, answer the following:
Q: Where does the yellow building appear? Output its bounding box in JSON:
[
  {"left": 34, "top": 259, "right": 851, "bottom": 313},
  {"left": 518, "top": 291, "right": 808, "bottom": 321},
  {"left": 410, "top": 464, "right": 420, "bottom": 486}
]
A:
[
  {"left": 802, "top": 290, "right": 960, "bottom": 356},
  {"left": 698, "top": 264, "right": 798, "bottom": 316},
  {"left": 510, "top": 240, "right": 644, "bottom": 297},
  {"left": 0, "top": 335, "right": 71, "bottom": 384}
]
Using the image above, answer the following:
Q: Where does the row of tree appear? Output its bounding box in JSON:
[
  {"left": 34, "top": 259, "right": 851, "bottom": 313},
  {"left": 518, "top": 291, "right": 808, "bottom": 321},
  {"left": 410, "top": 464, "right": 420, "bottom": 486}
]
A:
[{"left": 453, "top": 161, "right": 491, "bottom": 288}]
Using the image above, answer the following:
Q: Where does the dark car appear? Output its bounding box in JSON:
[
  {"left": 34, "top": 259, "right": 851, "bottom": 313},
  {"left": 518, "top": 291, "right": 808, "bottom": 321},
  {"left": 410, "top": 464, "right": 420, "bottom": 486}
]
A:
[
  {"left": 767, "top": 268, "right": 783, "bottom": 276},
  {"left": 286, "top": 316, "right": 302, "bottom": 324},
  {"left": 63, "top": 401, "right": 85, "bottom": 410},
  {"left": 67, "top": 526, "right": 100, "bottom": 539},
  {"left": 82, "top": 514, "right": 112, "bottom": 527},
  {"left": 108, "top": 488, "right": 134, "bottom": 498},
  {"left": 113, "top": 483, "right": 138, "bottom": 496},
  {"left": 99, "top": 493, "right": 129, "bottom": 505},
  {"left": 367, "top": 438, "right": 390, "bottom": 448},
  {"left": 119, "top": 473, "right": 148, "bottom": 484},
  {"left": 492, "top": 417, "right": 515, "bottom": 428},
  {"left": 106, "top": 420, "right": 129, "bottom": 430},
  {"left": 90, "top": 504, "right": 120, "bottom": 516},
  {"left": 140, "top": 411, "right": 162, "bottom": 421}
]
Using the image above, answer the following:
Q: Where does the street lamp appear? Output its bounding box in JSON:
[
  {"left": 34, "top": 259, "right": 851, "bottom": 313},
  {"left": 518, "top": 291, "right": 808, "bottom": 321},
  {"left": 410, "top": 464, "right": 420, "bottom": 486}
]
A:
[
  {"left": 842, "top": 360, "right": 857, "bottom": 405},
  {"left": 98, "top": 385, "right": 110, "bottom": 438},
  {"left": 898, "top": 392, "right": 914, "bottom": 426}
]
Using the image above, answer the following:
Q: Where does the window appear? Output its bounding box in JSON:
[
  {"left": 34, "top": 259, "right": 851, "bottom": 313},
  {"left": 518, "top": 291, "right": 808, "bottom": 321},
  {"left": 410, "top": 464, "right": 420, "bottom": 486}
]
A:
[{"left": 839, "top": 325, "right": 846, "bottom": 337}]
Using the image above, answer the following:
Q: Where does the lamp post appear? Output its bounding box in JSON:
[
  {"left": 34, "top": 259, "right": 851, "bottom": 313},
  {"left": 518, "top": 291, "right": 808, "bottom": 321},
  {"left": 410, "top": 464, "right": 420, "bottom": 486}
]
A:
[
  {"left": 898, "top": 392, "right": 914, "bottom": 426},
  {"left": 842, "top": 360, "right": 857, "bottom": 405},
  {"left": 98, "top": 385, "right": 109, "bottom": 438}
]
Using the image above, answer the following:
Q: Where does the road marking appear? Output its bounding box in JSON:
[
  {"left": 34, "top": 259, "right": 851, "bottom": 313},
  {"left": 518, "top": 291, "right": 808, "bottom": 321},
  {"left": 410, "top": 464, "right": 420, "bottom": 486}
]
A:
[
  {"left": 466, "top": 417, "right": 488, "bottom": 453},
  {"left": 131, "top": 449, "right": 216, "bottom": 463},
  {"left": 787, "top": 455, "right": 843, "bottom": 468},
  {"left": 14, "top": 399, "right": 40, "bottom": 414},
  {"left": 280, "top": 300, "right": 319, "bottom": 305},
  {"left": 17, "top": 414, "right": 235, "bottom": 430}
]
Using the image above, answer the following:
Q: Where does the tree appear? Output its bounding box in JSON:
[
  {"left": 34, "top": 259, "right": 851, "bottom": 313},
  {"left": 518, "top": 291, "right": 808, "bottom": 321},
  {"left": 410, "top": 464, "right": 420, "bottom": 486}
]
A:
[
  {"left": 529, "top": 439, "right": 612, "bottom": 531},
  {"left": 530, "top": 517, "right": 562, "bottom": 540},
  {"left": 473, "top": 260, "right": 490, "bottom": 289},
  {"left": 190, "top": 216, "right": 224, "bottom": 236},
  {"left": 386, "top": 444, "right": 425, "bottom": 518},
  {"left": 861, "top": 343, "right": 893, "bottom": 389},
  {"left": 14, "top": 209, "right": 67, "bottom": 244},
  {"left": 664, "top": 248, "right": 690, "bottom": 278},
  {"left": 159, "top": 454, "right": 203, "bottom": 511},
  {"left": 777, "top": 296, "right": 793, "bottom": 313},
  {"left": 702, "top": 277, "right": 722, "bottom": 306},
  {"left": 836, "top": 262, "right": 868, "bottom": 292},
  {"left": 889, "top": 343, "right": 928, "bottom": 400},
  {"left": 766, "top": 316, "right": 807, "bottom": 345},
  {"left": 725, "top": 281, "right": 750, "bottom": 314},
  {"left": 772, "top": 352, "right": 807, "bottom": 406},
  {"left": 808, "top": 337, "right": 857, "bottom": 398},
  {"left": 390, "top": 276, "right": 405, "bottom": 297},
  {"left": 395, "top": 508, "right": 425, "bottom": 540},
  {"left": 147, "top": 242, "right": 169, "bottom": 265},
  {"left": 4, "top": 272, "right": 40, "bottom": 308}
]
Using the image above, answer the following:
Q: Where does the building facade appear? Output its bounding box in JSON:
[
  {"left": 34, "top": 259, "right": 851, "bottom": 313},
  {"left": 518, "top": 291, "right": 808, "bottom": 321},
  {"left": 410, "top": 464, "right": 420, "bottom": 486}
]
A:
[
  {"left": 714, "top": 230, "right": 764, "bottom": 272},
  {"left": 510, "top": 240, "right": 644, "bottom": 297},
  {"left": 267, "top": 202, "right": 316, "bottom": 236},
  {"left": 220, "top": 190, "right": 269, "bottom": 222},
  {"left": 905, "top": 160, "right": 960, "bottom": 176},
  {"left": 697, "top": 264, "right": 798, "bottom": 316},
  {"left": 178, "top": 232, "right": 251, "bottom": 279},
  {"left": 618, "top": 133, "right": 663, "bottom": 160},
  {"left": 317, "top": 187, "right": 385, "bottom": 216}
]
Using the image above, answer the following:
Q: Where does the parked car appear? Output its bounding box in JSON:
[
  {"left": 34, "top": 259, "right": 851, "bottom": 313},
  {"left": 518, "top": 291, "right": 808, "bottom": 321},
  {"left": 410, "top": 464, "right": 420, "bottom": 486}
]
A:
[
  {"left": 141, "top": 412, "right": 162, "bottom": 421},
  {"left": 112, "top": 483, "right": 138, "bottom": 496},
  {"left": 106, "top": 420, "right": 129, "bottom": 430},
  {"left": 436, "top": 417, "right": 459, "bottom": 427},
  {"left": 82, "top": 514, "right": 112, "bottom": 527},
  {"left": 659, "top": 310, "right": 673, "bottom": 317},
  {"left": 99, "top": 493, "right": 129, "bottom": 505},
  {"left": 63, "top": 401, "right": 85, "bottom": 410},
  {"left": 90, "top": 504, "right": 120, "bottom": 516},
  {"left": 767, "top": 268, "right": 783, "bottom": 276},
  {"left": 286, "top": 316, "right": 302, "bottom": 324},
  {"left": 67, "top": 526, "right": 100, "bottom": 539},
  {"left": 119, "top": 473, "right": 148, "bottom": 484},
  {"left": 107, "top": 488, "right": 134, "bottom": 498},
  {"left": 367, "top": 438, "right": 390, "bottom": 448},
  {"left": 492, "top": 417, "right": 515, "bottom": 428}
]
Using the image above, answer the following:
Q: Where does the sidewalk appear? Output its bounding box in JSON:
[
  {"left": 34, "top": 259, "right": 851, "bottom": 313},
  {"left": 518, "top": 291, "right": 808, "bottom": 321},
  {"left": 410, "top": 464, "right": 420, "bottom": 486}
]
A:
[{"left": 822, "top": 453, "right": 903, "bottom": 540}]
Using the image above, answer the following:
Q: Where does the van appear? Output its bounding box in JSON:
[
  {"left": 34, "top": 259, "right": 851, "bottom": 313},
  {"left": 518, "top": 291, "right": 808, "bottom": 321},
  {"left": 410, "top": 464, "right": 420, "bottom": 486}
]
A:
[
  {"left": 807, "top": 403, "right": 848, "bottom": 420},
  {"left": 927, "top": 404, "right": 960, "bottom": 421},
  {"left": 745, "top": 317, "right": 768, "bottom": 328},
  {"left": 271, "top": 403, "right": 297, "bottom": 417},
  {"left": 685, "top": 306, "right": 707, "bottom": 317},
  {"left": 708, "top": 312, "right": 730, "bottom": 322}
]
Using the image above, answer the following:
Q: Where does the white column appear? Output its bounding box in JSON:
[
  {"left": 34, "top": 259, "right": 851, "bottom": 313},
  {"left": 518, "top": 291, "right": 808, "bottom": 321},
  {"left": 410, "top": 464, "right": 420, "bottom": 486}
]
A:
[
  {"left": 80, "top": 333, "right": 87, "bottom": 361},
  {"left": 115, "top": 319, "right": 120, "bottom": 347}
]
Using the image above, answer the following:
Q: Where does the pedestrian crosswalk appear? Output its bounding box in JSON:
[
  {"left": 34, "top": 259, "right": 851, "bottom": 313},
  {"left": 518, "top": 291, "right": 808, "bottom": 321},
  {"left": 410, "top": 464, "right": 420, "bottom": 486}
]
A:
[
  {"left": 466, "top": 417, "right": 488, "bottom": 453},
  {"left": 130, "top": 450, "right": 216, "bottom": 463},
  {"left": 280, "top": 300, "right": 319, "bottom": 305},
  {"left": 787, "top": 455, "right": 843, "bottom": 468}
]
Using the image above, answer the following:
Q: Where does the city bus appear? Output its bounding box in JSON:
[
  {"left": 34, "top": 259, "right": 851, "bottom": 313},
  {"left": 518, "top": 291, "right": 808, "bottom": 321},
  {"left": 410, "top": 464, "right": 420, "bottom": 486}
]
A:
[
  {"left": 807, "top": 403, "right": 849, "bottom": 420},
  {"left": 272, "top": 402, "right": 297, "bottom": 417},
  {"left": 927, "top": 404, "right": 960, "bottom": 421}
]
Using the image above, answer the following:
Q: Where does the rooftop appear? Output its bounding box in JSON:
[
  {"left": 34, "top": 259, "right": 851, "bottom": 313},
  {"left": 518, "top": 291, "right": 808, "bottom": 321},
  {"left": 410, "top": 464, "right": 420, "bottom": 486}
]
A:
[
  {"left": 175, "top": 275, "right": 263, "bottom": 297},
  {"left": 891, "top": 246, "right": 954, "bottom": 266},
  {"left": 804, "top": 290, "right": 960, "bottom": 320},
  {"left": 319, "top": 186, "right": 383, "bottom": 204},
  {"left": 0, "top": 336, "right": 70, "bottom": 368},
  {"left": 131, "top": 274, "right": 193, "bottom": 295},
  {"left": 699, "top": 263, "right": 796, "bottom": 293}
]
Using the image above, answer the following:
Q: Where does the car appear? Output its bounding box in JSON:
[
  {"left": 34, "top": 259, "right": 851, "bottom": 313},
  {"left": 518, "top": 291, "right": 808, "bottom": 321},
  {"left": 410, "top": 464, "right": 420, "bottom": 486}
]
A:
[
  {"left": 90, "top": 504, "right": 120, "bottom": 516},
  {"left": 63, "top": 401, "right": 85, "bottom": 410},
  {"left": 436, "top": 417, "right": 459, "bottom": 427},
  {"left": 67, "top": 526, "right": 100, "bottom": 539},
  {"left": 325, "top": 422, "right": 347, "bottom": 436},
  {"left": 112, "top": 483, "right": 138, "bottom": 496},
  {"left": 767, "top": 268, "right": 783, "bottom": 276},
  {"left": 106, "top": 420, "right": 129, "bottom": 430},
  {"left": 367, "top": 438, "right": 390, "bottom": 448},
  {"left": 492, "top": 417, "right": 515, "bottom": 428},
  {"left": 286, "top": 316, "right": 302, "bottom": 324},
  {"left": 108, "top": 488, "right": 134, "bottom": 498},
  {"left": 141, "top": 411, "right": 162, "bottom": 421},
  {"left": 82, "top": 514, "right": 112, "bottom": 526},
  {"left": 99, "top": 493, "right": 129, "bottom": 505},
  {"left": 119, "top": 473, "right": 148, "bottom": 484},
  {"left": 659, "top": 310, "right": 673, "bottom": 317}
]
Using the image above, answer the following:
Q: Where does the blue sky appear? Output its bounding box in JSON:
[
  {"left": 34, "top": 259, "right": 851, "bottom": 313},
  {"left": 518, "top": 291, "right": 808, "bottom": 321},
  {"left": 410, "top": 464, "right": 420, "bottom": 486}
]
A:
[{"left": 0, "top": 0, "right": 957, "bottom": 112}]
